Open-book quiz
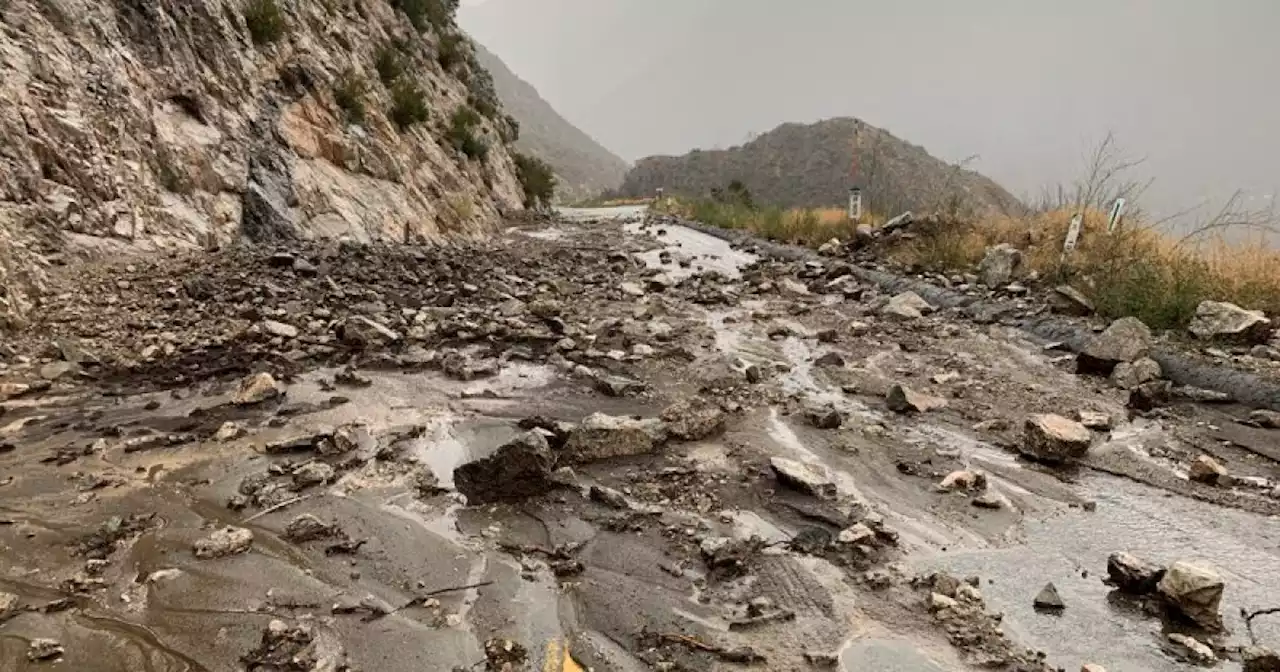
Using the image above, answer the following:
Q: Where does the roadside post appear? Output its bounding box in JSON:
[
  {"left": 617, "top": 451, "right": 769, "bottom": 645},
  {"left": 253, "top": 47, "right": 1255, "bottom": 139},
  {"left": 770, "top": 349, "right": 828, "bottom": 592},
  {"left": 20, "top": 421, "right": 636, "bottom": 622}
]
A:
[
  {"left": 848, "top": 187, "right": 863, "bottom": 223},
  {"left": 1106, "top": 198, "right": 1126, "bottom": 233}
]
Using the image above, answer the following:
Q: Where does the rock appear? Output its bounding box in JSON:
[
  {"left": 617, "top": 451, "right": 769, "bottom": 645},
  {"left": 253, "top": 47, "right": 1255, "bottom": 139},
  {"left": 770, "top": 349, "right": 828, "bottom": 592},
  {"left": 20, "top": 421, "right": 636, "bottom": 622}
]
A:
[
  {"left": 0, "top": 591, "right": 19, "bottom": 616},
  {"left": 1157, "top": 560, "right": 1224, "bottom": 629},
  {"left": 779, "top": 278, "right": 811, "bottom": 296},
  {"left": 619, "top": 281, "right": 645, "bottom": 297},
  {"left": 881, "top": 291, "right": 933, "bottom": 321},
  {"left": 232, "top": 372, "right": 283, "bottom": 405},
  {"left": 928, "top": 592, "right": 959, "bottom": 612},
  {"left": 243, "top": 619, "right": 347, "bottom": 671},
  {"left": 745, "top": 364, "right": 765, "bottom": 384},
  {"left": 194, "top": 526, "right": 254, "bottom": 559},
  {"left": 971, "top": 492, "right": 1006, "bottom": 509},
  {"left": 1080, "top": 665, "right": 1108, "bottom": 672},
  {"left": 1021, "top": 414, "right": 1092, "bottom": 462},
  {"left": 40, "top": 360, "right": 79, "bottom": 381},
  {"left": 27, "top": 638, "right": 64, "bottom": 661},
  {"left": 562, "top": 413, "right": 667, "bottom": 463},
  {"left": 1243, "top": 646, "right": 1280, "bottom": 672},
  {"left": 853, "top": 224, "right": 875, "bottom": 246},
  {"left": 1250, "top": 409, "right": 1280, "bottom": 429},
  {"left": 1128, "top": 380, "right": 1173, "bottom": 411},
  {"left": 805, "top": 405, "right": 843, "bottom": 430},
  {"left": 1167, "top": 633, "right": 1216, "bottom": 664},
  {"left": 646, "top": 273, "right": 675, "bottom": 292},
  {"left": 214, "top": 421, "right": 246, "bottom": 442},
  {"left": 1077, "top": 317, "right": 1153, "bottom": 375},
  {"left": 1076, "top": 410, "right": 1113, "bottom": 430},
  {"left": 338, "top": 316, "right": 401, "bottom": 348},
  {"left": 837, "top": 523, "right": 875, "bottom": 545},
  {"left": 938, "top": 470, "right": 986, "bottom": 491},
  {"left": 814, "top": 351, "right": 845, "bottom": 368},
  {"left": 886, "top": 383, "right": 947, "bottom": 413},
  {"left": 1050, "top": 285, "right": 1095, "bottom": 316},
  {"left": 292, "top": 461, "right": 335, "bottom": 487},
  {"left": 770, "top": 457, "right": 836, "bottom": 498},
  {"left": 1106, "top": 552, "right": 1165, "bottom": 594},
  {"left": 1110, "top": 357, "right": 1162, "bottom": 390},
  {"left": 1188, "top": 455, "right": 1228, "bottom": 485},
  {"left": 804, "top": 651, "right": 840, "bottom": 668},
  {"left": 589, "top": 485, "right": 629, "bottom": 509},
  {"left": 818, "top": 238, "right": 842, "bottom": 255},
  {"left": 260, "top": 319, "right": 299, "bottom": 339},
  {"left": 454, "top": 431, "right": 555, "bottom": 503},
  {"left": 283, "top": 514, "right": 336, "bottom": 543},
  {"left": 661, "top": 398, "right": 726, "bottom": 441},
  {"left": 1033, "top": 582, "right": 1065, "bottom": 610},
  {"left": 977, "top": 243, "right": 1023, "bottom": 287},
  {"left": 1188, "top": 300, "right": 1272, "bottom": 344},
  {"left": 593, "top": 374, "right": 644, "bottom": 397}
]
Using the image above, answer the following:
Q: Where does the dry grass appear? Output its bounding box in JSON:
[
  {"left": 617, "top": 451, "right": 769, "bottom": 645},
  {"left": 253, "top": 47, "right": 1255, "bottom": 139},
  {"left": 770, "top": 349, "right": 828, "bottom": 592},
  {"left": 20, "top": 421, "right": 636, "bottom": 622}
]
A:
[{"left": 661, "top": 200, "right": 884, "bottom": 248}]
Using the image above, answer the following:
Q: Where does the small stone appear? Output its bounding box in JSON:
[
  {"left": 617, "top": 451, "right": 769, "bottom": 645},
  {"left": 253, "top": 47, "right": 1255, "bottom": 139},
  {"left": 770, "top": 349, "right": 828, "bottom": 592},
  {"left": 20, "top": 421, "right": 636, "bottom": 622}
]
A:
[
  {"left": 836, "top": 523, "right": 874, "bottom": 545},
  {"left": 805, "top": 404, "right": 843, "bottom": 430},
  {"left": 214, "top": 421, "right": 245, "bottom": 442},
  {"left": 1167, "top": 633, "right": 1216, "bottom": 664},
  {"left": 1021, "top": 414, "right": 1092, "bottom": 463},
  {"left": 661, "top": 398, "right": 726, "bottom": 441},
  {"left": 40, "top": 360, "right": 79, "bottom": 381},
  {"left": 1080, "top": 665, "right": 1108, "bottom": 672},
  {"left": 745, "top": 365, "right": 764, "bottom": 384},
  {"left": 886, "top": 383, "right": 947, "bottom": 413},
  {"left": 928, "top": 592, "right": 958, "bottom": 612},
  {"left": 232, "top": 372, "right": 283, "bottom": 405},
  {"left": 283, "top": 514, "right": 336, "bottom": 543},
  {"left": 27, "top": 638, "right": 63, "bottom": 661},
  {"left": 971, "top": 492, "right": 1005, "bottom": 509},
  {"left": 619, "top": 282, "right": 645, "bottom": 297},
  {"left": 292, "top": 461, "right": 335, "bottom": 487},
  {"left": 260, "top": 320, "right": 299, "bottom": 339},
  {"left": 1248, "top": 409, "right": 1280, "bottom": 429},
  {"left": 1188, "top": 455, "right": 1228, "bottom": 485},
  {"left": 1158, "top": 560, "right": 1224, "bottom": 629},
  {"left": 562, "top": 413, "right": 667, "bottom": 463},
  {"left": 338, "top": 315, "right": 401, "bottom": 348},
  {"left": 1033, "top": 582, "right": 1065, "bottom": 610},
  {"left": 814, "top": 351, "right": 845, "bottom": 368},
  {"left": 589, "top": 485, "right": 629, "bottom": 509},
  {"left": 1128, "top": 380, "right": 1173, "bottom": 411},
  {"left": 0, "top": 591, "right": 19, "bottom": 616},
  {"left": 938, "top": 470, "right": 985, "bottom": 491},
  {"left": 194, "top": 526, "right": 253, "bottom": 559},
  {"left": 1076, "top": 410, "right": 1112, "bottom": 430},
  {"left": 770, "top": 457, "right": 836, "bottom": 498},
  {"left": 1106, "top": 552, "right": 1165, "bottom": 594},
  {"left": 881, "top": 291, "right": 933, "bottom": 321},
  {"left": 977, "top": 243, "right": 1022, "bottom": 287},
  {"left": 1110, "top": 357, "right": 1162, "bottom": 390}
]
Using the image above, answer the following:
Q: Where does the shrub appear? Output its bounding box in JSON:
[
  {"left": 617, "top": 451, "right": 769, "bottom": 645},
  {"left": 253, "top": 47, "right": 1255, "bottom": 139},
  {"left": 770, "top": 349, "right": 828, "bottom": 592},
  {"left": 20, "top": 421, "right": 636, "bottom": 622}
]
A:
[
  {"left": 389, "top": 80, "right": 429, "bottom": 130},
  {"left": 393, "top": 0, "right": 455, "bottom": 32},
  {"left": 374, "top": 43, "right": 406, "bottom": 85},
  {"left": 500, "top": 114, "right": 519, "bottom": 143},
  {"left": 447, "top": 107, "right": 488, "bottom": 160},
  {"left": 333, "top": 70, "right": 367, "bottom": 124},
  {"left": 244, "top": 0, "right": 286, "bottom": 45},
  {"left": 437, "top": 33, "right": 465, "bottom": 70},
  {"left": 513, "top": 153, "right": 556, "bottom": 209}
]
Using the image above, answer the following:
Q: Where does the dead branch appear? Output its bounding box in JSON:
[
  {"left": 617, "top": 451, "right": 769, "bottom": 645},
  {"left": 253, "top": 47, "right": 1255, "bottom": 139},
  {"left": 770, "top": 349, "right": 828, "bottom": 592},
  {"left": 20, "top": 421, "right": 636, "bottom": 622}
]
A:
[{"left": 243, "top": 494, "right": 313, "bottom": 523}]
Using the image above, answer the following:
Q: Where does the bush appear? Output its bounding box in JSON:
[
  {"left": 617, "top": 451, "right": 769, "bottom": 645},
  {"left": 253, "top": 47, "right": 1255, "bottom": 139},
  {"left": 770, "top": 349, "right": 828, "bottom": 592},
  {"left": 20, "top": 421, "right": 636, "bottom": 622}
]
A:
[
  {"left": 374, "top": 44, "right": 406, "bottom": 85},
  {"left": 500, "top": 114, "right": 519, "bottom": 143},
  {"left": 393, "top": 0, "right": 456, "bottom": 32},
  {"left": 513, "top": 153, "right": 556, "bottom": 209},
  {"left": 437, "top": 33, "right": 465, "bottom": 70},
  {"left": 447, "top": 107, "right": 488, "bottom": 160},
  {"left": 389, "top": 80, "right": 429, "bottom": 130},
  {"left": 244, "top": 0, "right": 286, "bottom": 45},
  {"left": 333, "top": 70, "right": 367, "bottom": 124}
]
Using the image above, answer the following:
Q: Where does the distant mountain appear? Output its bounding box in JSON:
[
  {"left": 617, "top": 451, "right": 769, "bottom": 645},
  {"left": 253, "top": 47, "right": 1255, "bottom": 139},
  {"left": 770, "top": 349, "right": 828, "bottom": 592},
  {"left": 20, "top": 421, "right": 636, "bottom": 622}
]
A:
[
  {"left": 618, "top": 117, "right": 1023, "bottom": 216},
  {"left": 471, "top": 44, "right": 628, "bottom": 200}
]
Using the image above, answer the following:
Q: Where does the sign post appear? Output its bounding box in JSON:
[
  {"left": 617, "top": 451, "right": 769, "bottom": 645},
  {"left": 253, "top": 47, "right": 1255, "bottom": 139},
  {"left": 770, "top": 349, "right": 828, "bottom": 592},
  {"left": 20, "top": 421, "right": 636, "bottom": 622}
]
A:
[
  {"left": 1061, "top": 213, "right": 1084, "bottom": 261},
  {"left": 1106, "top": 198, "right": 1126, "bottom": 232},
  {"left": 848, "top": 187, "right": 863, "bottom": 222}
]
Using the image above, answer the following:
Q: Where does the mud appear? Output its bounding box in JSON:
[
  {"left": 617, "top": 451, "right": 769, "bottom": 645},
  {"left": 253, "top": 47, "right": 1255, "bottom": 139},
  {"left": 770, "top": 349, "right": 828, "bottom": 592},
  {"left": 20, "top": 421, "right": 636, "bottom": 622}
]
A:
[{"left": 1, "top": 206, "right": 1279, "bottom": 671}]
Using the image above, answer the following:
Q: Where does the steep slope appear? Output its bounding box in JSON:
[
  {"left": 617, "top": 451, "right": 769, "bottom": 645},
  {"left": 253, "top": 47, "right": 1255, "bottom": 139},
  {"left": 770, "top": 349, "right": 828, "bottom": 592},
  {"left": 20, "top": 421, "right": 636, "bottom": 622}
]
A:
[
  {"left": 619, "top": 118, "right": 1022, "bottom": 216},
  {"left": 471, "top": 43, "right": 628, "bottom": 200},
  {"left": 0, "top": 0, "right": 525, "bottom": 261}
]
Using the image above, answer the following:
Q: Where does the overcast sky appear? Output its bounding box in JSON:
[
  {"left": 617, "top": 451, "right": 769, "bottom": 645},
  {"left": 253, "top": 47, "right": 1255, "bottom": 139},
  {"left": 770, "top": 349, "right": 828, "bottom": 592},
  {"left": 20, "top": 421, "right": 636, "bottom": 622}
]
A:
[{"left": 460, "top": 0, "right": 1279, "bottom": 218}]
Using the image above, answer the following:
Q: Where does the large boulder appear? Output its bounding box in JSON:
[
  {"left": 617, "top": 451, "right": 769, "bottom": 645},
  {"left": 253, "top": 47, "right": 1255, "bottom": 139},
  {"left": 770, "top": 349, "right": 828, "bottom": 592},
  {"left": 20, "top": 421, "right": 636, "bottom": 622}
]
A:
[
  {"left": 1157, "top": 560, "right": 1224, "bottom": 629},
  {"left": 1021, "top": 414, "right": 1092, "bottom": 463},
  {"left": 1106, "top": 552, "right": 1165, "bottom": 594},
  {"left": 562, "top": 413, "right": 667, "bottom": 463},
  {"left": 1188, "top": 301, "right": 1272, "bottom": 344},
  {"left": 977, "top": 244, "right": 1022, "bottom": 287},
  {"left": 1077, "top": 317, "right": 1152, "bottom": 375},
  {"left": 454, "top": 431, "right": 555, "bottom": 503}
]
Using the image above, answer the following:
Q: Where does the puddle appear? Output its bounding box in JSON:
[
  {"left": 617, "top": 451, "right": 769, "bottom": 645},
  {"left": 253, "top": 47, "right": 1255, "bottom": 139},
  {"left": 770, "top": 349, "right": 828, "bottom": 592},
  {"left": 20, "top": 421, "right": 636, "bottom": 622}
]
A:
[
  {"left": 404, "top": 413, "right": 522, "bottom": 487},
  {"left": 622, "top": 218, "right": 757, "bottom": 281}
]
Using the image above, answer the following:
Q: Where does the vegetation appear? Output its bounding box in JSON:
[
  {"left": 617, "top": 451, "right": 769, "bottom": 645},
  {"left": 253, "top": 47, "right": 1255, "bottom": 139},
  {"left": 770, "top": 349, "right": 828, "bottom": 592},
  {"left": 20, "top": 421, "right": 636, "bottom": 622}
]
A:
[
  {"left": 437, "top": 33, "right": 465, "bottom": 70},
  {"left": 392, "top": 0, "right": 457, "bottom": 32},
  {"left": 660, "top": 195, "right": 877, "bottom": 249},
  {"left": 244, "top": 0, "right": 287, "bottom": 45},
  {"left": 513, "top": 152, "right": 557, "bottom": 209},
  {"left": 332, "top": 70, "right": 367, "bottom": 124},
  {"left": 388, "top": 80, "right": 429, "bottom": 130},
  {"left": 447, "top": 107, "right": 488, "bottom": 160},
  {"left": 374, "top": 43, "right": 406, "bottom": 85}
]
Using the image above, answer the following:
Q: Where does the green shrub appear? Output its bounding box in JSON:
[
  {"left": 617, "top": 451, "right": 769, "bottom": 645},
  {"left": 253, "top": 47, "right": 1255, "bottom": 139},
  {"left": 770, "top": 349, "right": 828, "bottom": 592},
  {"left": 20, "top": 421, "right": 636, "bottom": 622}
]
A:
[
  {"left": 447, "top": 107, "right": 488, "bottom": 159},
  {"left": 500, "top": 114, "right": 519, "bottom": 143},
  {"left": 513, "top": 152, "right": 556, "bottom": 208},
  {"left": 389, "top": 80, "right": 429, "bottom": 130},
  {"left": 393, "top": 0, "right": 455, "bottom": 32},
  {"left": 244, "top": 0, "right": 286, "bottom": 45},
  {"left": 333, "top": 70, "right": 367, "bottom": 124},
  {"left": 374, "top": 43, "right": 406, "bottom": 85},
  {"left": 437, "top": 33, "right": 465, "bottom": 70}
]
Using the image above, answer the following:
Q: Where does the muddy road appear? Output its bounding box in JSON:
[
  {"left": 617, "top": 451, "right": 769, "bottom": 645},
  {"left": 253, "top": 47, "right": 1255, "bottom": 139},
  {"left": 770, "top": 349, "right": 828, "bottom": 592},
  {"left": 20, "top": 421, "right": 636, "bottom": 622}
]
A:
[{"left": 2, "top": 206, "right": 1279, "bottom": 671}]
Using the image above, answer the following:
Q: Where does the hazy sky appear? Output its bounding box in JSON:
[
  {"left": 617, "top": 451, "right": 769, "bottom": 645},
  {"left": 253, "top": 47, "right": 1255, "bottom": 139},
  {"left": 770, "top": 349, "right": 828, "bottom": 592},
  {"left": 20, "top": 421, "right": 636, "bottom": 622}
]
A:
[{"left": 460, "top": 0, "right": 1279, "bottom": 218}]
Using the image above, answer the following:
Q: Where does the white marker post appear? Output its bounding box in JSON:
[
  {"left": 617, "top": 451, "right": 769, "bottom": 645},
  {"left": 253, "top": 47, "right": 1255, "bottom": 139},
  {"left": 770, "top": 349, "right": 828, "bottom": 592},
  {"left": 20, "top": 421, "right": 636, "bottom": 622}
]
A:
[
  {"left": 1106, "top": 198, "right": 1126, "bottom": 232},
  {"left": 848, "top": 187, "right": 863, "bottom": 222},
  {"left": 1061, "top": 213, "right": 1084, "bottom": 261}
]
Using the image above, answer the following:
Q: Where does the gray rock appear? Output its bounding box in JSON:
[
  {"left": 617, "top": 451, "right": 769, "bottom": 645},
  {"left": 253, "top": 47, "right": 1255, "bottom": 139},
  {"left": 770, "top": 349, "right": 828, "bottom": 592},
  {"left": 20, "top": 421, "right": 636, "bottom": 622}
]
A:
[
  {"left": 1076, "top": 410, "right": 1113, "bottom": 430},
  {"left": 770, "top": 457, "right": 836, "bottom": 498},
  {"left": 619, "top": 282, "right": 645, "bottom": 297},
  {"left": 562, "top": 413, "right": 667, "bottom": 463},
  {"left": 881, "top": 291, "right": 933, "bottom": 321},
  {"left": 589, "top": 485, "right": 629, "bottom": 509},
  {"left": 661, "top": 398, "right": 726, "bottom": 441},
  {"left": 1249, "top": 409, "right": 1280, "bottom": 429},
  {"left": 1021, "top": 414, "right": 1092, "bottom": 462},
  {"left": 283, "top": 514, "right": 336, "bottom": 543},
  {"left": 1050, "top": 285, "right": 1095, "bottom": 316},
  {"left": 40, "top": 360, "right": 79, "bottom": 381},
  {"left": 886, "top": 383, "right": 947, "bottom": 413},
  {"left": 971, "top": 492, "right": 1006, "bottom": 509},
  {"left": 1243, "top": 646, "right": 1280, "bottom": 672},
  {"left": 0, "top": 591, "right": 18, "bottom": 617},
  {"left": 261, "top": 319, "right": 299, "bottom": 339},
  {"left": 1107, "top": 552, "right": 1165, "bottom": 594},
  {"left": 292, "top": 461, "right": 335, "bottom": 487},
  {"left": 454, "top": 431, "right": 555, "bottom": 503},
  {"left": 1188, "top": 455, "right": 1228, "bottom": 485},
  {"left": 232, "top": 372, "right": 283, "bottom": 405},
  {"left": 977, "top": 243, "right": 1022, "bottom": 287},
  {"left": 1128, "top": 380, "right": 1174, "bottom": 411},
  {"left": 805, "top": 405, "right": 843, "bottom": 430},
  {"left": 27, "top": 638, "right": 63, "bottom": 661},
  {"left": 814, "top": 351, "right": 845, "bottom": 368},
  {"left": 1167, "top": 633, "right": 1216, "bottom": 664},
  {"left": 194, "top": 526, "right": 254, "bottom": 559},
  {"left": 1188, "top": 300, "right": 1272, "bottom": 344},
  {"left": 1033, "top": 582, "right": 1064, "bottom": 609},
  {"left": 1110, "top": 357, "right": 1162, "bottom": 390},
  {"left": 338, "top": 315, "right": 401, "bottom": 348},
  {"left": 1078, "top": 317, "right": 1152, "bottom": 375},
  {"left": 1157, "top": 560, "right": 1224, "bottom": 629}
]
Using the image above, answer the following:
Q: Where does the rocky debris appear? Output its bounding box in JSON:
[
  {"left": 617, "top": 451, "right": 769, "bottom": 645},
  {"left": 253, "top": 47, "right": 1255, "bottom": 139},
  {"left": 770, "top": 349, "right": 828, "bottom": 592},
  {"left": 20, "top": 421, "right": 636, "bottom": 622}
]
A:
[
  {"left": 881, "top": 291, "right": 934, "bottom": 321},
  {"left": 1128, "top": 380, "right": 1173, "bottom": 411},
  {"left": 1188, "top": 300, "right": 1273, "bottom": 344},
  {"left": 194, "top": 526, "right": 254, "bottom": 559},
  {"left": 215, "top": 421, "right": 246, "bottom": 442},
  {"left": 1021, "top": 414, "right": 1092, "bottom": 463},
  {"left": 562, "top": 413, "right": 667, "bottom": 463},
  {"left": 700, "top": 536, "right": 766, "bottom": 579},
  {"left": 1110, "top": 357, "right": 1162, "bottom": 390},
  {"left": 589, "top": 485, "right": 629, "bottom": 509},
  {"left": 233, "top": 372, "right": 284, "bottom": 405},
  {"left": 27, "top": 638, "right": 64, "bottom": 661},
  {"left": 886, "top": 383, "right": 947, "bottom": 413},
  {"left": 770, "top": 457, "right": 837, "bottom": 498},
  {"left": 75, "top": 513, "right": 159, "bottom": 559},
  {"left": 1167, "top": 633, "right": 1216, "bottom": 664},
  {"left": 260, "top": 320, "right": 300, "bottom": 340},
  {"left": 1157, "top": 560, "right": 1224, "bottom": 629},
  {"left": 660, "top": 398, "right": 727, "bottom": 441},
  {"left": 1077, "top": 317, "right": 1153, "bottom": 375},
  {"left": 483, "top": 638, "right": 529, "bottom": 671},
  {"left": 242, "top": 619, "right": 348, "bottom": 672},
  {"left": 0, "top": 591, "right": 19, "bottom": 617},
  {"left": 593, "top": 373, "right": 645, "bottom": 397},
  {"left": 338, "top": 316, "right": 401, "bottom": 348},
  {"left": 977, "top": 244, "right": 1022, "bottom": 287},
  {"left": 454, "top": 432, "right": 555, "bottom": 504},
  {"left": 40, "top": 360, "right": 79, "bottom": 381},
  {"left": 334, "top": 367, "right": 372, "bottom": 388},
  {"left": 1106, "top": 552, "right": 1165, "bottom": 594},
  {"left": 805, "top": 404, "right": 843, "bottom": 429},
  {"left": 1033, "top": 582, "right": 1065, "bottom": 610},
  {"left": 1050, "top": 285, "right": 1095, "bottom": 316},
  {"left": 1249, "top": 409, "right": 1280, "bottom": 429},
  {"left": 813, "top": 351, "right": 845, "bottom": 367},
  {"left": 971, "top": 492, "right": 1006, "bottom": 509},
  {"left": 938, "top": 470, "right": 986, "bottom": 492},
  {"left": 1076, "top": 410, "right": 1113, "bottom": 430},
  {"left": 283, "top": 515, "right": 338, "bottom": 543},
  {"left": 322, "top": 424, "right": 373, "bottom": 457},
  {"left": 292, "top": 461, "right": 336, "bottom": 488},
  {"left": 1243, "top": 646, "right": 1280, "bottom": 672},
  {"left": 1188, "top": 455, "right": 1228, "bottom": 485}
]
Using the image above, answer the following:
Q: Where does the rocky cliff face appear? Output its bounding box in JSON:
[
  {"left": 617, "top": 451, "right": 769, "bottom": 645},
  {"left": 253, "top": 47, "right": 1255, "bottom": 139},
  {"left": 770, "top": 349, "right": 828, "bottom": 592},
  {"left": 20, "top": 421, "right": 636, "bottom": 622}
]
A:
[{"left": 0, "top": 0, "right": 524, "bottom": 260}]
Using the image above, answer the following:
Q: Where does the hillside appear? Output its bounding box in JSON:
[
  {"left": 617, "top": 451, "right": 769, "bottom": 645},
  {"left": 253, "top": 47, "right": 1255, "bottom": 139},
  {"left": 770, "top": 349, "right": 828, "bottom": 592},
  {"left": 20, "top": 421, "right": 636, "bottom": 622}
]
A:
[
  {"left": 471, "top": 43, "right": 628, "bottom": 200},
  {"left": 618, "top": 118, "right": 1023, "bottom": 216}
]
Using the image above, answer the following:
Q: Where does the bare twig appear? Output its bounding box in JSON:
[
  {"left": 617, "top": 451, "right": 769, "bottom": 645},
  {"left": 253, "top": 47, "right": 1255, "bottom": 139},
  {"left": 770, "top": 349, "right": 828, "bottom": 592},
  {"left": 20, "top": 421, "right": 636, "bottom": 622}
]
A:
[{"left": 243, "top": 494, "right": 313, "bottom": 523}]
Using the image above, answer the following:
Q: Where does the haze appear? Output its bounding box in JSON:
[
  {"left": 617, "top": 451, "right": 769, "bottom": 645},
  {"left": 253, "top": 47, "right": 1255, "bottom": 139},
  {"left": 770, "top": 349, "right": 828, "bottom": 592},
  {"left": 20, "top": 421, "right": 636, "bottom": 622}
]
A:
[{"left": 461, "top": 0, "right": 1278, "bottom": 221}]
